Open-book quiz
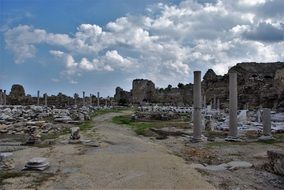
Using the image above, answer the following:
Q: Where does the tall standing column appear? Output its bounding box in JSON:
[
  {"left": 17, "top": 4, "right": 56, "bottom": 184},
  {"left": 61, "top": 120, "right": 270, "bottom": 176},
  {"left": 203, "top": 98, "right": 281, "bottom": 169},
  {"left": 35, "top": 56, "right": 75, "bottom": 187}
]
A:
[
  {"left": 228, "top": 72, "right": 238, "bottom": 139},
  {"left": 203, "top": 95, "right": 206, "bottom": 109},
  {"left": 97, "top": 92, "right": 100, "bottom": 107},
  {"left": 0, "top": 90, "right": 3, "bottom": 105},
  {"left": 192, "top": 71, "right": 202, "bottom": 142},
  {"left": 217, "top": 99, "right": 220, "bottom": 111},
  {"left": 3, "top": 90, "right": 6, "bottom": 106},
  {"left": 74, "top": 94, "right": 77, "bottom": 106},
  {"left": 82, "top": 91, "right": 85, "bottom": 106},
  {"left": 90, "top": 94, "right": 92, "bottom": 106},
  {"left": 37, "top": 90, "right": 40, "bottom": 106},
  {"left": 44, "top": 93, "right": 47, "bottom": 107}
]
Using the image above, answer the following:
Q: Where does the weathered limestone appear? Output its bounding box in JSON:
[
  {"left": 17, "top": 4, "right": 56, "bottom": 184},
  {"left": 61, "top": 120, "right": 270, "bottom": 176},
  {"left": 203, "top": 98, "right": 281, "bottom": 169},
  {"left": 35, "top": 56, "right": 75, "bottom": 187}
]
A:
[
  {"left": 97, "top": 92, "right": 100, "bottom": 107},
  {"left": 226, "top": 72, "right": 239, "bottom": 141},
  {"left": 259, "top": 108, "right": 273, "bottom": 140},
  {"left": 83, "top": 91, "right": 85, "bottom": 106},
  {"left": 192, "top": 71, "right": 202, "bottom": 142},
  {"left": 37, "top": 90, "right": 40, "bottom": 106}
]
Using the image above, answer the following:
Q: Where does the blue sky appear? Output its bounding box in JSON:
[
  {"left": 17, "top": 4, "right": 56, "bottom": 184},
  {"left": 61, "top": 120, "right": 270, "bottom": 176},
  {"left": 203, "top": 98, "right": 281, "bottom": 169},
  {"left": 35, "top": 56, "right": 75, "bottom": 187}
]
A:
[{"left": 1, "top": 0, "right": 283, "bottom": 97}]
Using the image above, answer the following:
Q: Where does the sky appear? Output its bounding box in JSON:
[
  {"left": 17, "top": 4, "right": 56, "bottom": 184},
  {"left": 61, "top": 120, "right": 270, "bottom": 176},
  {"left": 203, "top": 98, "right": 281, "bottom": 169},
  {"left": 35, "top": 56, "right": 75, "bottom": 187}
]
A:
[{"left": 0, "top": 0, "right": 283, "bottom": 97}]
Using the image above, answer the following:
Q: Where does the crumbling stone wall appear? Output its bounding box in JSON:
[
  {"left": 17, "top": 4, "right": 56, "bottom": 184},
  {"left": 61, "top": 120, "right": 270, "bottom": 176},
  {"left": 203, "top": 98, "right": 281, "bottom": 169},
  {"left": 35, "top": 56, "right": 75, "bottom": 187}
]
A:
[
  {"left": 132, "top": 79, "right": 156, "bottom": 104},
  {"left": 114, "top": 87, "right": 131, "bottom": 105}
]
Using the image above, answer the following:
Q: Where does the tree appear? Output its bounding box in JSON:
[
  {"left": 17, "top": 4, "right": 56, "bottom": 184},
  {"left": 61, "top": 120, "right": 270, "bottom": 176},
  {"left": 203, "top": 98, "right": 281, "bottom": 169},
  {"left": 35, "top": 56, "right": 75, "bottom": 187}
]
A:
[{"left": 178, "top": 83, "right": 184, "bottom": 89}]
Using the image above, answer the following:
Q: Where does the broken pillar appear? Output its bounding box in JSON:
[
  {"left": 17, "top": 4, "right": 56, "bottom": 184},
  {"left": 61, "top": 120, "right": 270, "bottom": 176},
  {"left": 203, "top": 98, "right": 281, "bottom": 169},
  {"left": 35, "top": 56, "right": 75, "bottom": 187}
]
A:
[
  {"left": 192, "top": 71, "right": 202, "bottom": 142},
  {"left": 3, "top": 90, "right": 6, "bottom": 105},
  {"left": 226, "top": 72, "right": 239, "bottom": 141},
  {"left": 259, "top": 108, "right": 273, "bottom": 140},
  {"left": 37, "top": 90, "right": 40, "bottom": 106},
  {"left": 69, "top": 127, "right": 81, "bottom": 144},
  {"left": 83, "top": 91, "right": 85, "bottom": 106},
  {"left": 90, "top": 93, "right": 92, "bottom": 106},
  {"left": 97, "top": 92, "right": 100, "bottom": 107}
]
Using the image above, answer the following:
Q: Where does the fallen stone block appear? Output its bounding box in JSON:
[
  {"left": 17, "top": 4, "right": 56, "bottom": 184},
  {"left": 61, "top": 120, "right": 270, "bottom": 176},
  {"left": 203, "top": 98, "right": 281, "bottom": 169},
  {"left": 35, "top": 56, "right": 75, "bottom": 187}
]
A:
[{"left": 267, "top": 150, "right": 284, "bottom": 176}]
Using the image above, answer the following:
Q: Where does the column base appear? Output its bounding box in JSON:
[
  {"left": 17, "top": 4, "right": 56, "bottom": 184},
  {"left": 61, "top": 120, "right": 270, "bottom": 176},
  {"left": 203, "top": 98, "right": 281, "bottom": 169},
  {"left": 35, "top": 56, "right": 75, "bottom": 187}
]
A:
[
  {"left": 258, "top": 135, "right": 274, "bottom": 141},
  {"left": 225, "top": 136, "right": 241, "bottom": 142}
]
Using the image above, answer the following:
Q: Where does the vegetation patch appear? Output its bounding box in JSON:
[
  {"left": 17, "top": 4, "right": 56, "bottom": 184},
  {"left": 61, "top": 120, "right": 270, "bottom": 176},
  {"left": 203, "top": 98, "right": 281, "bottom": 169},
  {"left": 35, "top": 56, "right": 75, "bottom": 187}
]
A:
[
  {"left": 27, "top": 173, "right": 55, "bottom": 188},
  {"left": 41, "top": 128, "right": 70, "bottom": 141},
  {"left": 78, "top": 120, "right": 93, "bottom": 131},
  {"left": 112, "top": 115, "right": 153, "bottom": 135},
  {"left": 0, "top": 171, "right": 23, "bottom": 185}
]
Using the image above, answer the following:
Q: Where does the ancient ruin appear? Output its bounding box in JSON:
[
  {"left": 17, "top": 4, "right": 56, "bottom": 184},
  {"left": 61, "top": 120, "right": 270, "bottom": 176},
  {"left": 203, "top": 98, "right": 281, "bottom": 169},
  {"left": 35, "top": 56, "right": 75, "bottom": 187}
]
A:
[
  {"left": 114, "top": 62, "right": 284, "bottom": 109},
  {"left": 1, "top": 62, "right": 283, "bottom": 189}
]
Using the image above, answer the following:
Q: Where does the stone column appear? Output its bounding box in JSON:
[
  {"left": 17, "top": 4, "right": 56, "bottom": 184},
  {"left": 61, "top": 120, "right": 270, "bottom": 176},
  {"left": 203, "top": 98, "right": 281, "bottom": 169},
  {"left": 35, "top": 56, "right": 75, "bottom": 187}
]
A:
[
  {"left": 74, "top": 94, "right": 77, "bottom": 106},
  {"left": 192, "top": 71, "right": 202, "bottom": 142},
  {"left": 217, "top": 99, "right": 220, "bottom": 111},
  {"left": 37, "top": 90, "right": 40, "bottom": 106},
  {"left": 263, "top": 108, "right": 271, "bottom": 136},
  {"left": 203, "top": 95, "right": 206, "bottom": 109},
  {"left": 3, "top": 90, "right": 7, "bottom": 105},
  {"left": 257, "top": 109, "right": 261, "bottom": 122},
  {"left": 97, "top": 92, "right": 100, "bottom": 107},
  {"left": 227, "top": 72, "right": 238, "bottom": 139},
  {"left": 0, "top": 89, "right": 3, "bottom": 105},
  {"left": 44, "top": 93, "right": 47, "bottom": 107},
  {"left": 89, "top": 94, "right": 92, "bottom": 106},
  {"left": 83, "top": 91, "right": 85, "bottom": 106},
  {"left": 213, "top": 95, "right": 216, "bottom": 109}
]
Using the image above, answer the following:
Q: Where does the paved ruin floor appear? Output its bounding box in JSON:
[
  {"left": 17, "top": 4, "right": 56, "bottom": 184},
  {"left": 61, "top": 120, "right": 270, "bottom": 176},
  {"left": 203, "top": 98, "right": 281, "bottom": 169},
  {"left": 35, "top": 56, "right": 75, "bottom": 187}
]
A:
[{"left": 1, "top": 112, "right": 215, "bottom": 189}]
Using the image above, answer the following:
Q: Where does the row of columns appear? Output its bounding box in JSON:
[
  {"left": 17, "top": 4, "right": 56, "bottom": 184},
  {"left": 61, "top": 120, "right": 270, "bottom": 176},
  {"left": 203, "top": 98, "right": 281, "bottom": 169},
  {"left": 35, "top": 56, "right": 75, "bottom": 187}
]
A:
[
  {"left": 34, "top": 90, "right": 102, "bottom": 107},
  {"left": 192, "top": 71, "right": 272, "bottom": 142},
  {"left": 202, "top": 95, "right": 220, "bottom": 110},
  {"left": 1, "top": 88, "right": 110, "bottom": 107}
]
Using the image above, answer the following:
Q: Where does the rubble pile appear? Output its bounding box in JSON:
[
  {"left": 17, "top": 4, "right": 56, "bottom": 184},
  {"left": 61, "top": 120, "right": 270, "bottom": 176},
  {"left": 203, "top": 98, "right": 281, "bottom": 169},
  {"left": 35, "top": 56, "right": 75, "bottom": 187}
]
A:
[
  {"left": 0, "top": 105, "right": 97, "bottom": 138},
  {"left": 135, "top": 105, "right": 284, "bottom": 137}
]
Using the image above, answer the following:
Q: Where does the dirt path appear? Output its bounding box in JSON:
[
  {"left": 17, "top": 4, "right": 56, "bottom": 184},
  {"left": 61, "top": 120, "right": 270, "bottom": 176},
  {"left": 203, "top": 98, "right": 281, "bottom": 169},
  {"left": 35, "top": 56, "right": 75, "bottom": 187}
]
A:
[{"left": 4, "top": 112, "right": 215, "bottom": 189}]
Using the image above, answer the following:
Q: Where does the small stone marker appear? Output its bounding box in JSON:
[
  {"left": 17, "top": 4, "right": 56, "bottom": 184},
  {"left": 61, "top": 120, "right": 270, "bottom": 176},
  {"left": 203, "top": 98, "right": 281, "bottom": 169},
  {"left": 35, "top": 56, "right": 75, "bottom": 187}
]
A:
[
  {"left": 69, "top": 127, "right": 81, "bottom": 144},
  {"left": 24, "top": 157, "right": 49, "bottom": 171},
  {"left": 0, "top": 152, "right": 15, "bottom": 170}
]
